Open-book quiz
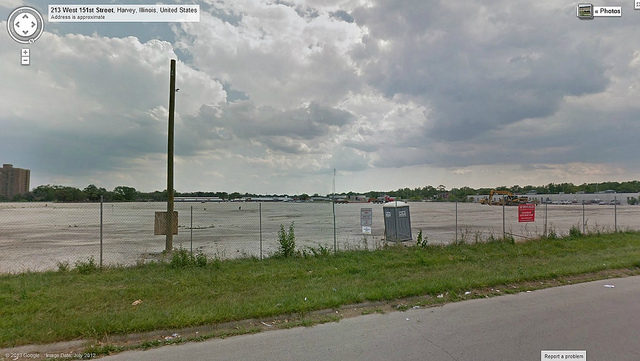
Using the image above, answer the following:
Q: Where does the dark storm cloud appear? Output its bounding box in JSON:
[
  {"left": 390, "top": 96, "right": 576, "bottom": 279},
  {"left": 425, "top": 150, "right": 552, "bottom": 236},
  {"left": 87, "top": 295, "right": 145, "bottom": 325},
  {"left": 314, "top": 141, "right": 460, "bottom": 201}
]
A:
[
  {"left": 183, "top": 101, "right": 355, "bottom": 151},
  {"left": 371, "top": 103, "right": 640, "bottom": 170},
  {"left": 0, "top": 115, "right": 166, "bottom": 176},
  {"left": 1, "top": 27, "right": 225, "bottom": 184},
  {"left": 351, "top": 1, "right": 611, "bottom": 142}
]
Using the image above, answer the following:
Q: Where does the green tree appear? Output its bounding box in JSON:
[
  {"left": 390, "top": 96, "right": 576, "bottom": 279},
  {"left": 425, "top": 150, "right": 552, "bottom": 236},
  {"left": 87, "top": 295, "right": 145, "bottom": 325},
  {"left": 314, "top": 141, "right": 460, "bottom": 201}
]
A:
[
  {"left": 113, "top": 186, "right": 138, "bottom": 201},
  {"left": 84, "top": 184, "right": 110, "bottom": 202},
  {"left": 228, "top": 192, "right": 242, "bottom": 200},
  {"left": 32, "top": 185, "right": 56, "bottom": 201}
]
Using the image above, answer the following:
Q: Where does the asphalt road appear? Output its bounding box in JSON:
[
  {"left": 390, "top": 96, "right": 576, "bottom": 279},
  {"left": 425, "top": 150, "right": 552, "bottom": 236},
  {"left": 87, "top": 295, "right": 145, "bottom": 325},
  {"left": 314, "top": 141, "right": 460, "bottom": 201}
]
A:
[{"left": 102, "top": 276, "right": 640, "bottom": 361}]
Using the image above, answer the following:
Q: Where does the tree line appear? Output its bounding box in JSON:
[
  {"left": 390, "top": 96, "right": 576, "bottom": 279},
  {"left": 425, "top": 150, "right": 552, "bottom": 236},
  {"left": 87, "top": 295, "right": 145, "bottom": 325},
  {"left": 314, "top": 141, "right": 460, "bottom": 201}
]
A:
[
  {"left": 2, "top": 181, "right": 640, "bottom": 203},
  {"left": 2, "top": 185, "right": 285, "bottom": 203},
  {"left": 379, "top": 181, "right": 640, "bottom": 202}
]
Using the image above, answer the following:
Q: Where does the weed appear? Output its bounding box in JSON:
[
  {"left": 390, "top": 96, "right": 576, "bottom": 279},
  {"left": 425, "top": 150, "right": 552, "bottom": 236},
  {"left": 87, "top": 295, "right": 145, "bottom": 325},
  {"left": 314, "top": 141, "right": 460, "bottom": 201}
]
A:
[
  {"left": 195, "top": 252, "right": 208, "bottom": 267},
  {"left": 504, "top": 234, "right": 515, "bottom": 244},
  {"left": 416, "top": 230, "right": 428, "bottom": 248},
  {"left": 277, "top": 222, "right": 296, "bottom": 257},
  {"left": 56, "top": 261, "right": 70, "bottom": 272},
  {"left": 569, "top": 225, "right": 582, "bottom": 238},
  {"left": 473, "top": 230, "right": 483, "bottom": 244},
  {"left": 170, "top": 248, "right": 191, "bottom": 268},
  {"left": 75, "top": 257, "right": 98, "bottom": 274},
  {"left": 301, "top": 245, "right": 331, "bottom": 258},
  {"left": 170, "top": 248, "right": 208, "bottom": 268},
  {"left": 457, "top": 227, "right": 470, "bottom": 244},
  {"left": 314, "top": 245, "right": 331, "bottom": 256}
]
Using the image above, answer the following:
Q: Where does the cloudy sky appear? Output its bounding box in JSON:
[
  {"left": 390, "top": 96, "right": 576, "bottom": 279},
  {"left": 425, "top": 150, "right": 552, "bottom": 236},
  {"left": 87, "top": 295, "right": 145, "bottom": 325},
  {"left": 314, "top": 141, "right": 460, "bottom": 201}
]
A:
[{"left": 1, "top": 1, "right": 639, "bottom": 194}]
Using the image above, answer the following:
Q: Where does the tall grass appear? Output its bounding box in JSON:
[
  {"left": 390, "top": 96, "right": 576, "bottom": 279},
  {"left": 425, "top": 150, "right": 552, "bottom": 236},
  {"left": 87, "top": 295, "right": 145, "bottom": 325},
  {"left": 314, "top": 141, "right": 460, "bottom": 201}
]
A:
[{"left": 1, "top": 231, "right": 640, "bottom": 347}]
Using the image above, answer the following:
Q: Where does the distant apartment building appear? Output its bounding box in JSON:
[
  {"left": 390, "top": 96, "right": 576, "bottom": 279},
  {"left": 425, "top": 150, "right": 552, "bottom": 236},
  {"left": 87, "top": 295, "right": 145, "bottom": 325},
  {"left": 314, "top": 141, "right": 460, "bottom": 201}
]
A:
[{"left": 0, "top": 164, "right": 30, "bottom": 199}]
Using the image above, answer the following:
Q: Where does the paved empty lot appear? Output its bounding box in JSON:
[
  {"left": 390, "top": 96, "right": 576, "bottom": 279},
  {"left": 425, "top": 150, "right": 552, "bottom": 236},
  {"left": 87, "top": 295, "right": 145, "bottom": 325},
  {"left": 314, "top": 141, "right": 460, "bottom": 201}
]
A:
[
  {"left": 102, "top": 276, "right": 640, "bottom": 361},
  {"left": 2, "top": 202, "right": 637, "bottom": 272}
]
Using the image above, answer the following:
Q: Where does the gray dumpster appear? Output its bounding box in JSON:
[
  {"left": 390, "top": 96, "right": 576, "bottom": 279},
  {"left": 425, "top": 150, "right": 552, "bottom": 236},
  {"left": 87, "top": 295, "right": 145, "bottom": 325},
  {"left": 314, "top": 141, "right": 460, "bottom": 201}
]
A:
[{"left": 383, "top": 201, "right": 412, "bottom": 241}]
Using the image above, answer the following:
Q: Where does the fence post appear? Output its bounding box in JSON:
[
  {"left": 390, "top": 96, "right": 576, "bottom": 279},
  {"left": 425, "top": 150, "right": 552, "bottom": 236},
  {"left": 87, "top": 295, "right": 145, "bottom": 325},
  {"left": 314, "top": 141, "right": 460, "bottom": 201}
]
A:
[
  {"left": 190, "top": 205, "right": 193, "bottom": 256},
  {"left": 333, "top": 168, "right": 337, "bottom": 253},
  {"left": 582, "top": 201, "right": 585, "bottom": 234},
  {"left": 100, "top": 195, "right": 103, "bottom": 269},
  {"left": 332, "top": 198, "right": 337, "bottom": 253},
  {"left": 544, "top": 202, "right": 548, "bottom": 238},
  {"left": 502, "top": 200, "right": 505, "bottom": 239},
  {"left": 455, "top": 201, "right": 458, "bottom": 243},
  {"left": 614, "top": 196, "right": 617, "bottom": 232},
  {"left": 259, "top": 202, "right": 263, "bottom": 260}
]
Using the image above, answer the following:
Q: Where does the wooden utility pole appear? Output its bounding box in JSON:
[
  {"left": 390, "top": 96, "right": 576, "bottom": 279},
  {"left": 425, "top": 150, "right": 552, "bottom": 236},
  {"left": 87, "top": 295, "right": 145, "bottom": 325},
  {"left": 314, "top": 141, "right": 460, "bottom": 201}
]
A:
[{"left": 166, "top": 59, "right": 176, "bottom": 252}]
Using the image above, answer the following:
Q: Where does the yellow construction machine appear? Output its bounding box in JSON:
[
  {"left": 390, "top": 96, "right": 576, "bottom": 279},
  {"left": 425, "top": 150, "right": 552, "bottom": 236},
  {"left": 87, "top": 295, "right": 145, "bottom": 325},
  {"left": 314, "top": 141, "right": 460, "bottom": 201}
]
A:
[{"left": 480, "top": 190, "right": 531, "bottom": 206}]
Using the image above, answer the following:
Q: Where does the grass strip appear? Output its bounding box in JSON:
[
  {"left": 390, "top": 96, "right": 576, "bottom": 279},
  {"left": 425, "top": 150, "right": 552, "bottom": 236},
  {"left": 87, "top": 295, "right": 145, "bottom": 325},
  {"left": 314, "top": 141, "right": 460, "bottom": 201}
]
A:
[{"left": 2, "top": 231, "right": 640, "bottom": 348}]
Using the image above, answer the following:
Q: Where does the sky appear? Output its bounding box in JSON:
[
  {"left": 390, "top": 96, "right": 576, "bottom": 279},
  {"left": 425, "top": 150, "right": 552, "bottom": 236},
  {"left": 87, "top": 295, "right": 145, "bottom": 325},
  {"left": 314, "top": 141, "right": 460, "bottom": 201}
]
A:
[{"left": 1, "top": 1, "right": 639, "bottom": 195}]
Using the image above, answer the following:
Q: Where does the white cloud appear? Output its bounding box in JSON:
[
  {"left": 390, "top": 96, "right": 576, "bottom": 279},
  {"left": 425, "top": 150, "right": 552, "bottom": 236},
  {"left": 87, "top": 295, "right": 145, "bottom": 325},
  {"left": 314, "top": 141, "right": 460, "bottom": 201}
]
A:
[
  {"left": 0, "top": 27, "right": 226, "bottom": 190},
  {"left": 176, "top": 2, "right": 365, "bottom": 109}
]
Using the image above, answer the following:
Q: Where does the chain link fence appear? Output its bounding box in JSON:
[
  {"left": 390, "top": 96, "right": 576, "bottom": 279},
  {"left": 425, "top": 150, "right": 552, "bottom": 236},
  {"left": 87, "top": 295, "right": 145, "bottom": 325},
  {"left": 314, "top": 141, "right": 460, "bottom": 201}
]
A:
[{"left": 1, "top": 201, "right": 639, "bottom": 273}]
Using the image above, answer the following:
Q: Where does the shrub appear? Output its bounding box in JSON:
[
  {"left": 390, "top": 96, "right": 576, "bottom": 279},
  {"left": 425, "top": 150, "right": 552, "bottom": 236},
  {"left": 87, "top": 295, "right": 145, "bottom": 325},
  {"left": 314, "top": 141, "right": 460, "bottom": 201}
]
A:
[
  {"left": 75, "top": 257, "right": 98, "bottom": 274},
  {"left": 313, "top": 245, "right": 331, "bottom": 256},
  {"left": 170, "top": 248, "right": 208, "bottom": 268},
  {"left": 569, "top": 225, "right": 582, "bottom": 238},
  {"left": 277, "top": 222, "right": 296, "bottom": 257},
  {"left": 194, "top": 252, "right": 208, "bottom": 267},
  {"left": 303, "top": 245, "right": 331, "bottom": 258},
  {"left": 170, "top": 248, "right": 191, "bottom": 268}
]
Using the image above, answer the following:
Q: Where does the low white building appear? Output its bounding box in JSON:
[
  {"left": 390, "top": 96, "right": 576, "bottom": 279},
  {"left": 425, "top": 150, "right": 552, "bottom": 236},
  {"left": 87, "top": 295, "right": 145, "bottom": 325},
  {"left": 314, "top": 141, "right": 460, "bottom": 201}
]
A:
[{"left": 468, "top": 192, "right": 640, "bottom": 205}]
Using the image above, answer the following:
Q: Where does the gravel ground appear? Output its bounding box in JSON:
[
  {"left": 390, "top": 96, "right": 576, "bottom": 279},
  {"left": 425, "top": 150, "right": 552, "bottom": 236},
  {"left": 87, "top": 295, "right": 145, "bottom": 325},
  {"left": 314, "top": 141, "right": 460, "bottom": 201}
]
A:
[{"left": 1, "top": 201, "right": 637, "bottom": 273}]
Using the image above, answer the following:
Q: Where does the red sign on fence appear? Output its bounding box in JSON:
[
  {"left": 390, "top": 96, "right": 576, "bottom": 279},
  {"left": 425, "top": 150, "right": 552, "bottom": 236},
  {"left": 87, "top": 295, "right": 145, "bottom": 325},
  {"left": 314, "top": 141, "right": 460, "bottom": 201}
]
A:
[{"left": 518, "top": 204, "right": 536, "bottom": 222}]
